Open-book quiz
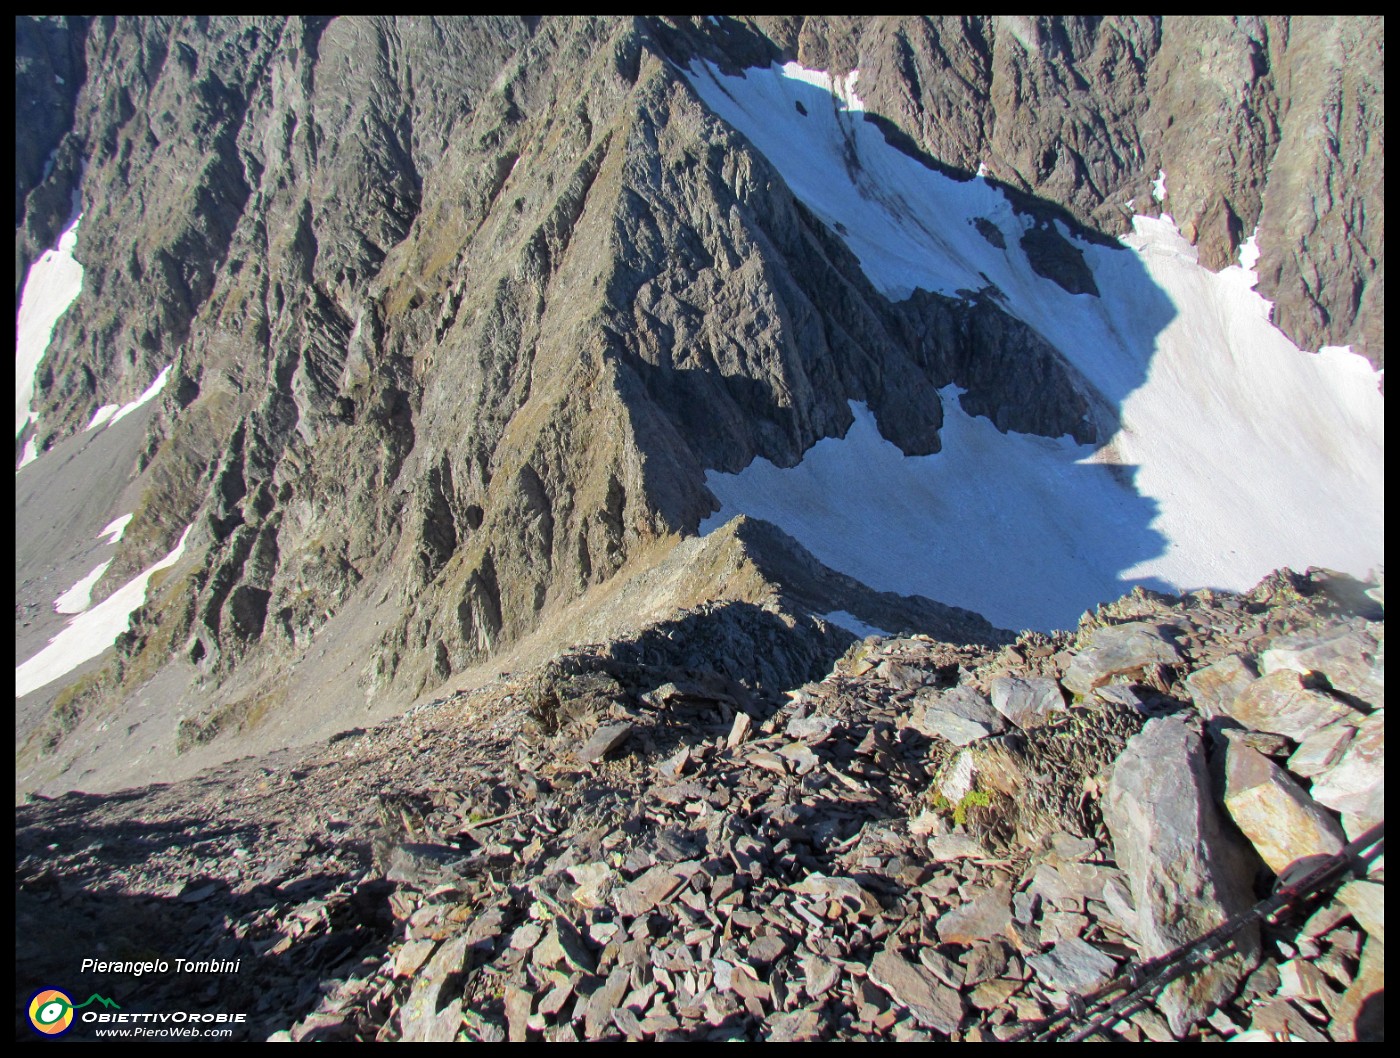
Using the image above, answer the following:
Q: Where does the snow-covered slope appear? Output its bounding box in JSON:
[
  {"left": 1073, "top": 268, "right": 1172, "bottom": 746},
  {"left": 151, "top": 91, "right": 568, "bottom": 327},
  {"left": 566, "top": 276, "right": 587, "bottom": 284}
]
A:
[
  {"left": 16, "top": 212, "right": 84, "bottom": 442},
  {"left": 16, "top": 526, "right": 191, "bottom": 698},
  {"left": 688, "top": 62, "right": 1384, "bottom": 631}
]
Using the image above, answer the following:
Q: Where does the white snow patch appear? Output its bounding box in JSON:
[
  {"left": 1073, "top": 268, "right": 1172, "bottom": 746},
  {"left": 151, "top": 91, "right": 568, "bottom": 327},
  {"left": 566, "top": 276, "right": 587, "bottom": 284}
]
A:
[
  {"left": 15, "top": 526, "right": 192, "bottom": 698},
  {"left": 16, "top": 213, "right": 84, "bottom": 438},
  {"left": 1238, "top": 228, "right": 1261, "bottom": 276},
  {"left": 1151, "top": 169, "right": 1167, "bottom": 203},
  {"left": 17, "top": 432, "right": 41, "bottom": 471},
  {"left": 975, "top": 161, "right": 989, "bottom": 179},
  {"left": 822, "top": 610, "right": 894, "bottom": 640},
  {"left": 54, "top": 560, "right": 113, "bottom": 615},
  {"left": 687, "top": 62, "right": 1384, "bottom": 632},
  {"left": 98, "top": 513, "right": 134, "bottom": 544},
  {"left": 707, "top": 15, "right": 721, "bottom": 28},
  {"left": 106, "top": 363, "right": 173, "bottom": 427},
  {"left": 86, "top": 403, "right": 120, "bottom": 431}
]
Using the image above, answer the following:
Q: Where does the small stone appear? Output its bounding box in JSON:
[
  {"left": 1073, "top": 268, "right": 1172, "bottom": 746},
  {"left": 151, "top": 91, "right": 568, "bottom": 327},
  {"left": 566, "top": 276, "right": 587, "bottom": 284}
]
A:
[
  {"left": 926, "top": 833, "right": 989, "bottom": 862},
  {"left": 1331, "top": 936, "right": 1384, "bottom": 1041},
  {"left": 791, "top": 873, "right": 881, "bottom": 917},
  {"left": 1336, "top": 880, "right": 1384, "bottom": 943},
  {"left": 968, "top": 978, "right": 1020, "bottom": 1010},
  {"left": 766, "top": 1008, "right": 825, "bottom": 1042},
  {"left": 868, "top": 948, "right": 965, "bottom": 1034},
  {"left": 616, "top": 862, "right": 699, "bottom": 918},
  {"left": 937, "top": 885, "right": 1012, "bottom": 945},
  {"left": 1287, "top": 721, "right": 1357, "bottom": 778},
  {"left": 508, "top": 922, "right": 543, "bottom": 951},
  {"left": 393, "top": 939, "right": 437, "bottom": 977},
  {"left": 989, "top": 677, "right": 1065, "bottom": 730},
  {"left": 786, "top": 715, "right": 839, "bottom": 741},
  {"left": 1027, "top": 937, "right": 1117, "bottom": 993},
  {"left": 1226, "top": 670, "right": 1362, "bottom": 741},
  {"left": 1223, "top": 742, "right": 1345, "bottom": 877},
  {"left": 576, "top": 722, "right": 633, "bottom": 764},
  {"left": 726, "top": 712, "right": 753, "bottom": 748},
  {"left": 504, "top": 986, "right": 533, "bottom": 1042}
]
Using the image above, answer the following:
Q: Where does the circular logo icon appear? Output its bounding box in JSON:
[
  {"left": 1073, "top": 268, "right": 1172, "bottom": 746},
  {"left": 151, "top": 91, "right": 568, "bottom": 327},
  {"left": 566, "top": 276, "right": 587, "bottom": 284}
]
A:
[{"left": 28, "top": 989, "right": 75, "bottom": 1035}]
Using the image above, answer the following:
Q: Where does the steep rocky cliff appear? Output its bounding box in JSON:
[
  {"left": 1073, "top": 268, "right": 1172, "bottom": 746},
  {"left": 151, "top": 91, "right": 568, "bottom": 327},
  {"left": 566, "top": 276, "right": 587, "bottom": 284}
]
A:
[{"left": 13, "top": 16, "right": 1384, "bottom": 785}]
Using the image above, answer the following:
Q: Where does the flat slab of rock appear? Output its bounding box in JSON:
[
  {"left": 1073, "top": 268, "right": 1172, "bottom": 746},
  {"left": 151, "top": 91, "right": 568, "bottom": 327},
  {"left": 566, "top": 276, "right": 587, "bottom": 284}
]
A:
[
  {"left": 1308, "top": 711, "right": 1383, "bottom": 823},
  {"left": 1062, "top": 622, "right": 1180, "bottom": 697},
  {"left": 909, "top": 685, "right": 1005, "bottom": 745},
  {"left": 868, "top": 948, "right": 965, "bottom": 1034},
  {"left": 989, "top": 677, "right": 1064, "bottom": 730},
  {"left": 1261, "top": 631, "right": 1383, "bottom": 704},
  {"left": 1223, "top": 742, "right": 1345, "bottom": 877},
  {"left": 1287, "top": 721, "right": 1357, "bottom": 778},
  {"left": 386, "top": 843, "right": 472, "bottom": 887},
  {"left": 1027, "top": 937, "right": 1117, "bottom": 993},
  {"left": 576, "top": 722, "right": 633, "bottom": 764},
  {"left": 1337, "top": 880, "right": 1384, "bottom": 944},
  {"left": 615, "top": 861, "right": 699, "bottom": 918},
  {"left": 936, "top": 884, "right": 1012, "bottom": 945},
  {"left": 1185, "top": 654, "right": 1257, "bottom": 719},
  {"left": 1104, "top": 717, "right": 1258, "bottom": 1037},
  {"left": 1225, "top": 670, "right": 1362, "bottom": 740}
]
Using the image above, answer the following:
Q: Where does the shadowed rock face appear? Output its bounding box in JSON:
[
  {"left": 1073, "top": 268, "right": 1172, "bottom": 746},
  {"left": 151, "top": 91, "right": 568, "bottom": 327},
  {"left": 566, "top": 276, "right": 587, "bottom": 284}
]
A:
[{"left": 13, "top": 16, "right": 1383, "bottom": 765}]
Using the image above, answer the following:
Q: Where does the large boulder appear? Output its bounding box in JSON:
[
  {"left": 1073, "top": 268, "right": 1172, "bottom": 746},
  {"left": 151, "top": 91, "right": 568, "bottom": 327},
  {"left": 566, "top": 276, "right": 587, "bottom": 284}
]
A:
[
  {"left": 1062, "top": 623, "right": 1181, "bottom": 697},
  {"left": 1225, "top": 670, "right": 1364, "bottom": 741},
  {"left": 1261, "top": 631, "right": 1383, "bottom": 706},
  {"left": 1103, "top": 717, "right": 1258, "bottom": 1037},
  {"left": 1223, "top": 742, "right": 1345, "bottom": 877}
]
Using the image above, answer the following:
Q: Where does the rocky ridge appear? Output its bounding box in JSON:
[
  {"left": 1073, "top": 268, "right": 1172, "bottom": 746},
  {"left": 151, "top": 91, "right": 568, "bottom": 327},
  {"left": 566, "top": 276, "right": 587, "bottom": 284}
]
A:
[{"left": 16, "top": 567, "right": 1383, "bottom": 1041}]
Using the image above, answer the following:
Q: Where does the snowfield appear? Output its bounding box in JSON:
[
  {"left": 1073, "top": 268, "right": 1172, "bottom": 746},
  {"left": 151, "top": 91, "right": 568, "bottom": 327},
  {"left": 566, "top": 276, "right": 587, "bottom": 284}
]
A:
[
  {"left": 16, "top": 212, "right": 84, "bottom": 440},
  {"left": 16, "top": 526, "right": 192, "bottom": 699},
  {"left": 687, "top": 62, "right": 1384, "bottom": 631}
]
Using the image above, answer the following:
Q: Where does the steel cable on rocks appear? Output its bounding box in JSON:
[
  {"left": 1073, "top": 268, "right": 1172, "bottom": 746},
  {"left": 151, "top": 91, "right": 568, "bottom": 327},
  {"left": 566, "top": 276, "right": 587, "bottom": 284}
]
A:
[{"left": 1003, "top": 821, "right": 1384, "bottom": 1042}]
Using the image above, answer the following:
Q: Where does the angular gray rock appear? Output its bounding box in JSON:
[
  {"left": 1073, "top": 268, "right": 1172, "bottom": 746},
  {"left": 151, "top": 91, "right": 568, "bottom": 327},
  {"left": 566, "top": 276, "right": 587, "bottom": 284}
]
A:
[
  {"left": 1223, "top": 742, "right": 1345, "bottom": 877},
  {"left": 1308, "top": 711, "right": 1384, "bottom": 825},
  {"left": 1186, "top": 655, "right": 1258, "bottom": 719},
  {"left": 867, "top": 947, "right": 965, "bottom": 1034},
  {"left": 1026, "top": 937, "right": 1118, "bottom": 994},
  {"left": 1262, "top": 631, "right": 1383, "bottom": 705},
  {"left": 1062, "top": 623, "right": 1181, "bottom": 697},
  {"left": 576, "top": 723, "right": 634, "bottom": 764},
  {"left": 1103, "top": 717, "right": 1259, "bottom": 1037},
  {"left": 1226, "top": 670, "right": 1364, "bottom": 741},
  {"left": 909, "top": 685, "right": 1005, "bottom": 745},
  {"left": 989, "top": 677, "right": 1065, "bottom": 730},
  {"left": 1286, "top": 721, "right": 1357, "bottom": 779}
]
